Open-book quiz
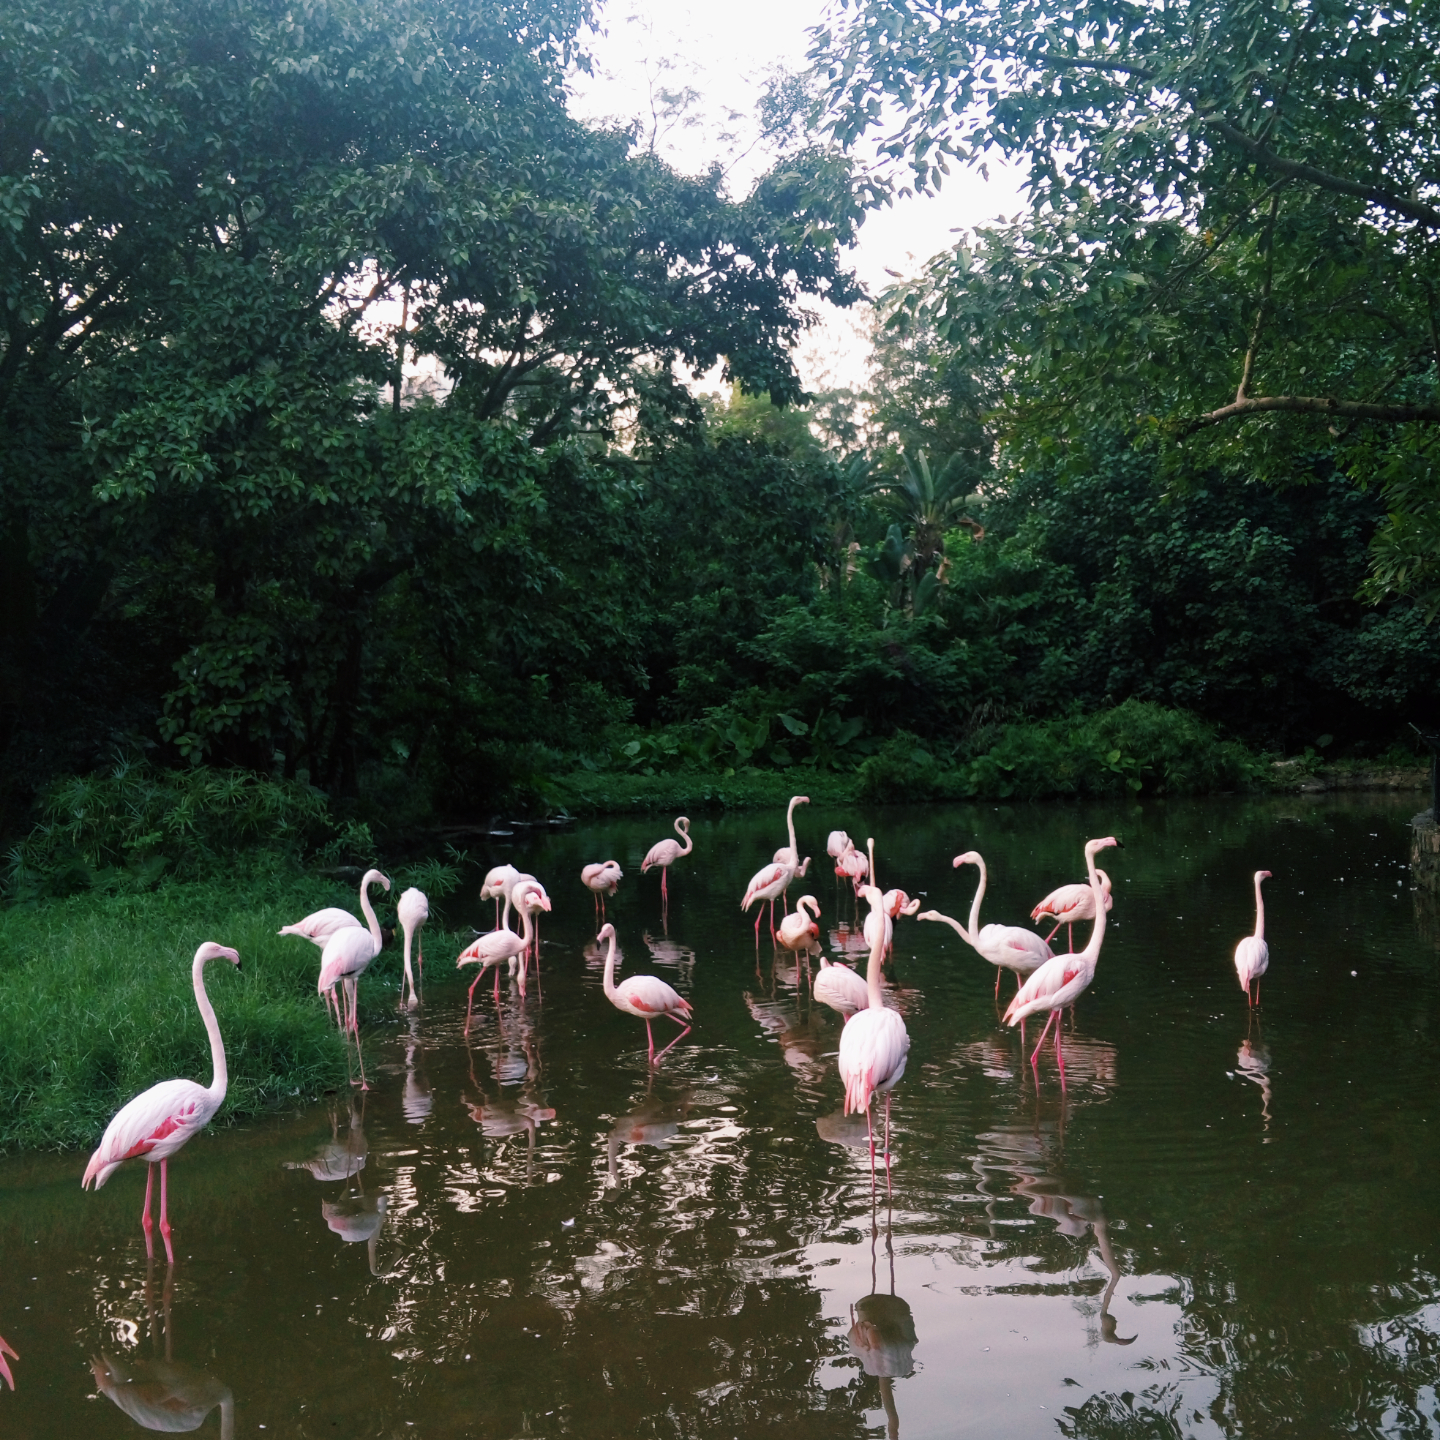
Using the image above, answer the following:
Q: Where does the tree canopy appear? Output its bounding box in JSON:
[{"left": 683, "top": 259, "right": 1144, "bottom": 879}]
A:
[{"left": 812, "top": 0, "right": 1440, "bottom": 607}]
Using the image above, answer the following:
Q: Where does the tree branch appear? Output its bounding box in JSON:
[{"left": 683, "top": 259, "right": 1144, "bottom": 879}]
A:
[{"left": 1185, "top": 394, "right": 1440, "bottom": 431}]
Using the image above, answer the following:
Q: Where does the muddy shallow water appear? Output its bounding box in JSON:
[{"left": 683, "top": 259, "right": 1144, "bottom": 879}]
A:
[{"left": 0, "top": 794, "right": 1435, "bottom": 1439}]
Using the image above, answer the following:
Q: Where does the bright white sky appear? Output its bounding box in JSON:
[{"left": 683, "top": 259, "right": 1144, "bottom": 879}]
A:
[{"left": 567, "top": 0, "right": 1027, "bottom": 396}]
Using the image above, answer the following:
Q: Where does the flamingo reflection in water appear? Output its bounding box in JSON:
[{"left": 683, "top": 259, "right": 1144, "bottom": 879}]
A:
[
  {"left": 1236, "top": 1029, "right": 1273, "bottom": 1133},
  {"left": 848, "top": 1206, "right": 917, "bottom": 1440},
  {"left": 323, "top": 1190, "right": 390, "bottom": 1277},
  {"left": 973, "top": 1119, "right": 1136, "bottom": 1345},
  {"left": 283, "top": 1095, "right": 367, "bottom": 1182},
  {"left": 643, "top": 931, "right": 695, "bottom": 970},
  {"left": 401, "top": 1014, "right": 433, "bottom": 1127},
  {"left": 92, "top": 1260, "right": 233, "bottom": 1437},
  {"left": 744, "top": 991, "right": 825, "bottom": 1077},
  {"left": 463, "top": 1039, "right": 555, "bottom": 1183},
  {"left": 606, "top": 1086, "right": 693, "bottom": 1188}
]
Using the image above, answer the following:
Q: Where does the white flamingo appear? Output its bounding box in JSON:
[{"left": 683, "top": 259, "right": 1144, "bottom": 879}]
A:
[
  {"left": 641, "top": 817, "right": 693, "bottom": 912},
  {"left": 597, "top": 923, "right": 693, "bottom": 1065},
  {"left": 1031, "top": 870, "right": 1115, "bottom": 951},
  {"left": 396, "top": 886, "right": 428, "bottom": 1009},
  {"left": 1234, "top": 869, "right": 1272, "bottom": 1006}
]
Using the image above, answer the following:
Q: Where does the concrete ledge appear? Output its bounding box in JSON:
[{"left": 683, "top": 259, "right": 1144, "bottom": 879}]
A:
[{"left": 1412, "top": 809, "right": 1440, "bottom": 889}]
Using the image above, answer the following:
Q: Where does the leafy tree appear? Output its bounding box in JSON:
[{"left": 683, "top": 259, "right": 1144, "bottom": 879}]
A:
[{"left": 813, "top": 0, "right": 1440, "bottom": 606}]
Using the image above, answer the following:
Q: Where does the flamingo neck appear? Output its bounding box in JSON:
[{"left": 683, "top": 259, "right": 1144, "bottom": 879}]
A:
[
  {"left": 868, "top": 838, "right": 877, "bottom": 893},
  {"left": 602, "top": 935, "right": 619, "bottom": 1001},
  {"left": 675, "top": 818, "right": 693, "bottom": 856},
  {"left": 360, "top": 876, "right": 383, "bottom": 953},
  {"left": 1080, "top": 844, "right": 1108, "bottom": 963},
  {"left": 193, "top": 954, "right": 228, "bottom": 1105},
  {"left": 402, "top": 923, "right": 414, "bottom": 976},
  {"left": 786, "top": 799, "right": 799, "bottom": 856},
  {"left": 967, "top": 857, "right": 987, "bottom": 936},
  {"left": 864, "top": 908, "right": 887, "bottom": 1009},
  {"left": 516, "top": 904, "right": 534, "bottom": 948},
  {"left": 1253, "top": 875, "right": 1266, "bottom": 940}
]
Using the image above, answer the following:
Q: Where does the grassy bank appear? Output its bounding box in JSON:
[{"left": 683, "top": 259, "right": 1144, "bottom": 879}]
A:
[{"left": 0, "top": 867, "right": 461, "bottom": 1154}]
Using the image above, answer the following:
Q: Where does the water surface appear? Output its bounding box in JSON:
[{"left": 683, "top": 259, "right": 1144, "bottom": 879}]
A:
[{"left": 1, "top": 795, "right": 1435, "bottom": 1439}]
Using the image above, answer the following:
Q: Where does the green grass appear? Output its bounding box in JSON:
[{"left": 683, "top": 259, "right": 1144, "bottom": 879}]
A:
[{"left": 0, "top": 865, "right": 458, "bottom": 1154}]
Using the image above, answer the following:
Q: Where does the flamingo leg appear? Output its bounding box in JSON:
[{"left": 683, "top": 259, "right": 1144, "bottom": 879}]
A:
[
  {"left": 352, "top": 1028, "right": 369, "bottom": 1092},
  {"left": 158, "top": 1158, "right": 174, "bottom": 1265},
  {"left": 1068, "top": 922, "right": 1075, "bottom": 953},
  {"left": 1044, "top": 920, "right": 1061, "bottom": 943},
  {"left": 865, "top": 1104, "right": 877, "bottom": 1203},
  {"left": 754, "top": 908, "right": 763, "bottom": 944},
  {"left": 465, "top": 971, "right": 485, "bottom": 1034},
  {"left": 417, "top": 937, "right": 423, "bottom": 986},
  {"left": 653, "top": 1015, "right": 692, "bottom": 1063},
  {"left": 994, "top": 966, "right": 1002, "bottom": 999},
  {"left": 883, "top": 1093, "right": 893, "bottom": 1199},
  {"left": 1030, "top": 1009, "right": 1058, "bottom": 1069},
  {"left": 0, "top": 1334, "right": 15, "bottom": 1390},
  {"left": 645, "top": 1018, "right": 656, "bottom": 1064},
  {"left": 141, "top": 1163, "right": 155, "bottom": 1257},
  {"left": 1255, "top": 978, "right": 1261, "bottom": 1007},
  {"left": 1054, "top": 1015, "right": 1067, "bottom": 1091}
]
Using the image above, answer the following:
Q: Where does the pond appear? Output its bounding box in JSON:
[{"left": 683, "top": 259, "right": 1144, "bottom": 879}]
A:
[{"left": 0, "top": 794, "right": 1436, "bottom": 1439}]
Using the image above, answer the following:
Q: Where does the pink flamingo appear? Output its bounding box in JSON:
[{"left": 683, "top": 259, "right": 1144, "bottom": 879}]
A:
[
  {"left": 835, "top": 842, "right": 869, "bottom": 894},
  {"left": 1004, "top": 837, "right": 1120, "bottom": 1087},
  {"left": 742, "top": 861, "right": 791, "bottom": 941},
  {"left": 581, "top": 861, "right": 623, "bottom": 920},
  {"left": 597, "top": 922, "right": 693, "bottom": 1064},
  {"left": 82, "top": 942, "right": 242, "bottom": 1262},
  {"left": 864, "top": 889, "right": 921, "bottom": 959},
  {"left": 641, "top": 817, "right": 693, "bottom": 913},
  {"left": 316, "top": 869, "right": 390, "bottom": 1070},
  {"left": 920, "top": 850, "right": 1053, "bottom": 997},
  {"left": 396, "top": 887, "right": 428, "bottom": 1010},
  {"left": 1031, "top": 870, "right": 1114, "bottom": 952},
  {"left": 838, "top": 885, "right": 910, "bottom": 1195},
  {"left": 480, "top": 865, "right": 521, "bottom": 928},
  {"left": 773, "top": 794, "right": 811, "bottom": 868},
  {"left": 827, "top": 829, "right": 852, "bottom": 863},
  {"left": 1234, "top": 869, "right": 1271, "bottom": 1006},
  {"left": 813, "top": 956, "right": 872, "bottom": 1018},
  {"left": 777, "top": 895, "right": 822, "bottom": 958},
  {"left": 512, "top": 880, "right": 551, "bottom": 986},
  {"left": 279, "top": 868, "right": 388, "bottom": 1024},
  {"left": 0, "top": 1334, "right": 14, "bottom": 1390},
  {"left": 456, "top": 882, "right": 547, "bottom": 1027}
]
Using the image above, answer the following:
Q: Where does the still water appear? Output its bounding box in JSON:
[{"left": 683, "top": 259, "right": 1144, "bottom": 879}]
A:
[{"left": 1, "top": 796, "right": 1436, "bottom": 1439}]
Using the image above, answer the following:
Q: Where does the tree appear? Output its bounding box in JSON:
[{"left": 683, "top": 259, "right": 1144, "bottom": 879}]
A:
[{"left": 813, "top": 0, "right": 1440, "bottom": 606}]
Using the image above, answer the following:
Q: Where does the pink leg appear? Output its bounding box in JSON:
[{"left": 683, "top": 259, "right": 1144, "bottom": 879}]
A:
[
  {"left": 866, "top": 1104, "right": 877, "bottom": 1202},
  {"left": 645, "top": 1019, "right": 656, "bottom": 1064},
  {"left": 1255, "top": 979, "right": 1261, "bottom": 1007},
  {"left": 754, "top": 908, "right": 763, "bottom": 943},
  {"left": 653, "top": 1015, "right": 692, "bottom": 1062},
  {"left": 883, "top": 1093, "right": 893, "bottom": 1199},
  {"left": 159, "top": 1158, "right": 174, "bottom": 1265},
  {"left": 466, "top": 971, "right": 485, "bottom": 1034},
  {"left": 1044, "top": 921, "right": 1061, "bottom": 944},
  {"left": 352, "top": 1028, "right": 369, "bottom": 1092},
  {"left": 1068, "top": 923, "right": 1075, "bottom": 953},
  {"left": 994, "top": 967, "right": 1001, "bottom": 999},
  {"left": 1054, "top": 1018, "right": 1066, "bottom": 1091},
  {"left": 769, "top": 899, "right": 777, "bottom": 941},
  {"left": 1030, "top": 1010, "right": 1057, "bottom": 1069},
  {"left": 417, "top": 937, "right": 423, "bottom": 986},
  {"left": 141, "top": 1164, "right": 155, "bottom": 1258}
]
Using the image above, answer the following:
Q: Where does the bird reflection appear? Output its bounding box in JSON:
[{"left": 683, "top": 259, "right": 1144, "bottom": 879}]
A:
[
  {"left": 643, "top": 931, "right": 695, "bottom": 970},
  {"left": 744, "top": 992, "right": 825, "bottom": 1074},
  {"left": 1236, "top": 1028, "right": 1273, "bottom": 1133},
  {"left": 828, "top": 922, "right": 871, "bottom": 960},
  {"left": 974, "top": 1119, "right": 1135, "bottom": 1345},
  {"left": 283, "top": 1096, "right": 367, "bottom": 1182},
  {"left": 322, "top": 1189, "right": 389, "bottom": 1276},
  {"left": 463, "top": 1031, "right": 555, "bottom": 1182},
  {"left": 848, "top": 1207, "right": 917, "bottom": 1440},
  {"left": 606, "top": 1086, "right": 692, "bottom": 1188},
  {"left": 401, "top": 1015, "right": 432, "bottom": 1127},
  {"left": 816, "top": 1109, "right": 872, "bottom": 1149},
  {"left": 92, "top": 1260, "right": 233, "bottom": 1436}
]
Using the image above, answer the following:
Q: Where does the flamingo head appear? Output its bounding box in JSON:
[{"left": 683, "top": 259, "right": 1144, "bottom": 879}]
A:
[
  {"left": 195, "top": 941, "right": 241, "bottom": 970},
  {"left": 517, "top": 883, "right": 551, "bottom": 913},
  {"left": 857, "top": 883, "right": 882, "bottom": 908},
  {"left": 1085, "top": 836, "right": 1122, "bottom": 858},
  {"left": 597, "top": 922, "right": 616, "bottom": 943},
  {"left": 363, "top": 868, "right": 392, "bottom": 893},
  {"left": 1256, "top": 869, "right": 1272, "bottom": 882},
  {"left": 952, "top": 851, "right": 981, "bottom": 869}
]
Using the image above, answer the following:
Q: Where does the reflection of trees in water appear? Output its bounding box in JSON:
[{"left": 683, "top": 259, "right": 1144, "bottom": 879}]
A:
[{"left": 91, "top": 1259, "right": 234, "bottom": 1437}]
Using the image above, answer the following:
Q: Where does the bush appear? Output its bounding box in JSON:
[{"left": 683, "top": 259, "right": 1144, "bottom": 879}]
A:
[{"left": 5, "top": 761, "right": 369, "bottom": 902}]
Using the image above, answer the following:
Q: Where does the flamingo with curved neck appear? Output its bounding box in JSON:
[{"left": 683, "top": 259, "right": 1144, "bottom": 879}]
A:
[
  {"left": 1003, "top": 837, "right": 1120, "bottom": 1087},
  {"left": 597, "top": 923, "right": 693, "bottom": 1064},
  {"left": 83, "top": 942, "right": 242, "bottom": 1262},
  {"left": 773, "top": 794, "right": 811, "bottom": 870},
  {"left": 456, "top": 884, "right": 546, "bottom": 1030},
  {"left": 641, "top": 817, "right": 693, "bottom": 913}
]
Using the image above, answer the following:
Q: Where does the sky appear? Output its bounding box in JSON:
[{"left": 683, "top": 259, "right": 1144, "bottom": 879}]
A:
[{"left": 567, "top": 0, "right": 1028, "bottom": 395}]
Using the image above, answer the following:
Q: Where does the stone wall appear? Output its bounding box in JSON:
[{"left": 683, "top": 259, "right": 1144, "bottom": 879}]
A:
[{"left": 1412, "top": 810, "right": 1440, "bottom": 890}]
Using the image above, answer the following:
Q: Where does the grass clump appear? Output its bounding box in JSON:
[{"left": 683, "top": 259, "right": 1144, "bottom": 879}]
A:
[{"left": 0, "top": 869, "right": 377, "bottom": 1153}]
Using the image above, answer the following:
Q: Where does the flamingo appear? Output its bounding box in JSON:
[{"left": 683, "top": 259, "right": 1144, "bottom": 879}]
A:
[
  {"left": 838, "top": 885, "right": 911, "bottom": 1195},
  {"left": 456, "top": 882, "right": 547, "bottom": 1027},
  {"left": 777, "top": 895, "right": 822, "bottom": 957},
  {"left": 0, "top": 1334, "right": 13, "bottom": 1390},
  {"left": 835, "top": 842, "right": 869, "bottom": 894},
  {"left": 1234, "top": 869, "right": 1272, "bottom": 1006},
  {"left": 279, "top": 868, "right": 387, "bottom": 1024},
  {"left": 480, "top": 865, "right": 521, "bottom": 928},
  {"left": 742, "top": 861, "right": 791, "bottom": 941},
  {"left": 812, "top": 956, "right": 872, "bottom": 1018},
  {"left": 864, "top": 888, "right": 921, "bottom": 959},
  {"left": 512, "top": 880, "right": 552, "bottom": 987},
  {"left": 641, "top": 817, "right": 693, "bottom": 913},
  {"left": 396, "top": 886, "right": 429, "bottom": 1010},
  {"left": 1003, "top": 837, "right": 1120, "bottom": 1086},
  {"left": 597, "top": 922, "right": 693, "bottom": 1065},
  {"left": 317, "top": 870, "right": 390, "bottom": 1091},
  {"left": 773, "top": 794, "right": 811, "bottom": 882},
  {"left": 827, "top": 830, "right": 852, "bottom": 863},
  {"left": 923, "top": 850, "right": 1053, "bottom": 997},
  {"left": 93, "top": 1351, "right": 232, "bottom": 1436},
  {"left": 1031, "top": 870, "right": 1115, "bottom": 952},
  {"left": 82, "top": 942, "right": 242, "bottom": 1262},
  {"left": 581, "top": 861, "right": 623, "bottom": 920}
]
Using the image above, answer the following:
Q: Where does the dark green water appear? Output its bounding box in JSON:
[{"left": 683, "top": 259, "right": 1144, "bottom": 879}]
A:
[{"left": 1, "top": 795, "right": 1436, "bottom": 1439}]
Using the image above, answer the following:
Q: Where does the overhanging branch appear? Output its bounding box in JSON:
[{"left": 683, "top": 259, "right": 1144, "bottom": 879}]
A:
[{"left": 1185, "top": 393, "right": 1440, "bottom": 430}]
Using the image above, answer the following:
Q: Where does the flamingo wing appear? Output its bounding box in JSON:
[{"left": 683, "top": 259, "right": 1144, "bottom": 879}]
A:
[
  {"left": 1004, "top": 956, "right": 1091, "bottom": 1025},
  {"left": 742, "top": 863, "right": 788, "bottom": 909},
  {"left": 83, "top": 1079, "right": 215, "bottom": 1189},
  {"left": 813, "top": 961, "right": 870, "bottom": 1014},
  {"left": 279, "top": 907, "right": 360, "bottom": 944},
  {"left": 614, "top": 974, "right": 691, "bottom": 1018},
  {"left": 1234, "top": 936, "right": 1269, "bottom": 989},
  {"left": 642, "top": 840, "right": 679, "bottom": 872},
  {"left": 318, "top": 926, "right": 379, "bottom": 992}
]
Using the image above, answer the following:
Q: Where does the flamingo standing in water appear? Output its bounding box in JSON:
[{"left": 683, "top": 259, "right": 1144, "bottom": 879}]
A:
[
  {"left": 838, "top": 885, "right": 911, "bottom": 1195},
  {"left": 812, "top": 956, "right": 872, "bottom": 1018},
  {"left": 456, "top": 882, "right": 547, "bottom": 1027},
  {"left": 777, "top": 895, "right": 822, "bottom": 958},
  {"left": 1234, "top": 870, "right": 1272, "bottom": 1006},
  {"left": 279, "top": 868, "right": 387, "bottom": 1024},
  {"left": 317, "top": 870, "right": 390, "bottom": 1089},
  {"left": 924, "top": 851, "right": 1053, "bottom": 997},
  {"left": 597, "top": 922, "right": 693, "bottom": 1064},
  {"left": 1031, "top": 870, "right": 1114, "bottom": 952},
  {"left": 835, "top": 841, "right": 869, "bottom": 895},
  {"left": 0, "top": 1333, "right": 13, "bottom": 1390},
  {"left": 742, "top": 861, "right": 791, "bottom": 941},
  {"left": 581, "top": 861, "right": 623, "bottom": 920},
  {"left": 82, "top": 943, "right": 242, "bottom": 1263},
  {"left": 773, "top": 794, "right": 811, "bottom": 906},
  {"left": 480, "top": 865, "right": 521, "bottom": 928},
  {"left": 1004, "top": 837, "right": 1120, "bottom": 1087},
  {"left": 396, "top": 886, "right": 428, "bottom": 1010},
  {"left": 641, "top": 817, "right": 693, "bottom": 914}
]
